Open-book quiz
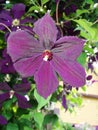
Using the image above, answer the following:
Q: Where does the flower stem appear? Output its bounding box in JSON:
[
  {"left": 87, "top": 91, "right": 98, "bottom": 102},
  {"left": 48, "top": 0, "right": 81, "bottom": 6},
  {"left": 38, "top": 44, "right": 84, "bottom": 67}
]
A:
[
  {"left": 0, "top": 23, "right": 11, "bottom": 33},
  {"left": 56, "top": 0, "right": 63, "bottom": 37},
  {"left": 56, "top": 0, "right": 60, "bottom": 24}
]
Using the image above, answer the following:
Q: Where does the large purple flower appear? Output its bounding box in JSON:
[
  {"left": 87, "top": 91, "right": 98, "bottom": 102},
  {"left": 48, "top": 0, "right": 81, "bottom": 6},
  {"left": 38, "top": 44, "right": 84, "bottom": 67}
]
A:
[
  {"left": 0, "top": 3, "right": 33, "bottom": 31},
  {"left": 0, "top": 82, "right": 31, "bottom": 109},
  {"left": 7, "top": 13, "right": 86, "bottom": 98}
]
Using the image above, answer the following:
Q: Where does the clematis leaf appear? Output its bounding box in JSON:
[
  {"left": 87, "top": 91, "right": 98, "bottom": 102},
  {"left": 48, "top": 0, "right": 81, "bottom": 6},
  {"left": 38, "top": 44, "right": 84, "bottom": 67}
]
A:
[{"left": 34, "top": 89, "right": 51, "bottom": 110}]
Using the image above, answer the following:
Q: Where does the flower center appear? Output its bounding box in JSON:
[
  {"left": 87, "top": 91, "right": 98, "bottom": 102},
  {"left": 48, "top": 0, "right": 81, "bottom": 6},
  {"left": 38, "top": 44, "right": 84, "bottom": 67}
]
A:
[
  {"left": 12, "top": 19, "right": 20, "bottom": 26},
  {"left": 43, "top": 50, "right": 53, "bottom": 61},
  {"left": 9, "top": 90, "right": 15, "bottom": 98}
]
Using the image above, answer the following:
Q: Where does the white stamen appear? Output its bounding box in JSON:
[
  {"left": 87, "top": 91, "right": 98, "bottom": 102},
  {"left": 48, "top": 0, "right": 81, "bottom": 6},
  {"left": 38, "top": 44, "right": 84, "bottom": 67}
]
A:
[
  {"left": 6, "top": 0, "right": 10, "bottom": 4},
  {"left": 43, "top": 55, "right": 48, "bottom": 61},
  {"left": 25, "top": 95, "right": 30, "bottom": 101},
  {"left": 4, "top": 74, "right": 11, "bottom": 82},
  {"left": 10, "top": 90, "right": 15, "bottom": 99}
]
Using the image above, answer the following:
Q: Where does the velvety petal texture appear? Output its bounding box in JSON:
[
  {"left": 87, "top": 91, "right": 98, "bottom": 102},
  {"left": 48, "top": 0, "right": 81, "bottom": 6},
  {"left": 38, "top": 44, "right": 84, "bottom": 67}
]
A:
[
  {"left": 0, "top": 82, "right": 11, "bottom": 91},
  {"left": 7, "top": 30, "right": 42, "bottom": 62},
  {"left": 14, "top": 55, "right": 42, "bottom": 77},
  {"left": 14, "top": 83, "right": 31, "bottom": 93},
  {"left": 15, "top": 93, "right": 31, "bottom": 109},
  {"left": 51, "top": 55, "right": 86, "bottom": 87},
  {"left": 0, "top": 115, "right": 7, "bottom": 125},
  {"left": 11, "top": 3, "right": 25, "bottom": 19},
  {"left": 0, "top": 93, "right": 9, "bottom": 104},
  {"left": 34, "top": 61, "right": 59, "bottom": 98},
  {"left": 53, "top": 36, "right": 85, "bottom": 60},
  {"left": 33, "top": 13, "right": 58, "bottom": 49}
]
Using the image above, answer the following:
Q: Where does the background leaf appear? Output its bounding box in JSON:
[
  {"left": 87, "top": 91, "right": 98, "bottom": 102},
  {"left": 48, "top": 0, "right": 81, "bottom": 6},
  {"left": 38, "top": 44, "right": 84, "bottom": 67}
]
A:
[{"left": 34, "top": 89, "right": 51, "bottom": 110}]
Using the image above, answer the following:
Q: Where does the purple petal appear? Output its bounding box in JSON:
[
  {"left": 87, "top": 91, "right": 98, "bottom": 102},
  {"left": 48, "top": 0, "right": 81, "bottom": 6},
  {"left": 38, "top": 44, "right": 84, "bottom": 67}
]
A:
[
  {"left": 14, "top": 55, "right": 42, "bottom": 77},
  {"left": 96, "top": 126, "right": 98, "bottom": 130},
  {"left": 14, "top": 83, "right": 31, "bottom": 93},
  {"left": 53, "top": 36, "right": 85, "bottom": 60},
  {"left": 33, "top": 13, "right": 58, "bottom": 49},
  {"left": 0, "top": 115, "right": 7, "bottom": 125},
  {"left": 15, "top": 93, "right": 31, "bottom": 109},
  {"left": 51, "top": 55, "right": 86, "bottom": 87},
  {"left": 0, "top": 82, "right": 11, "bottom": 91},
  {"left": 62, "top": 95, "right": 67, "bottom": 109},
  {"left": 34, "top": 61, "right": 59, "bottom": 98},
  {"left": 0, "top": 92, "right": 9, "bottom": 104},
  {"left": 20, "top": 17, "right": 34, "bottom": 24},
  {"left": 0, "top": 11, "right": 12, "bottom": 29},
  {"left": 0, "top": 57, "right": 16, "bottom": 74},
  {"left": 7, "top": 30, "right": 43, "bottom": 62},
  {"left": 11, "top": 3, "right": 25, "bottom": 19}
]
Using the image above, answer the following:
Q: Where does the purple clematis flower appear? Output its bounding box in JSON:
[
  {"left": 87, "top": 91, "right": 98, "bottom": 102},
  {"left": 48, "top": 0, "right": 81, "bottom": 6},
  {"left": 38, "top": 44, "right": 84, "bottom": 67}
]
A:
[
  {"left": 0, "top": 3, "right": 33, "bottom": 31},
  {"left": 0, "top": 48, "right": 16, "bottom": 74},
  {"left": 0, "top": 115, "right": 7, "bottom": 125},
  {"left": 7, "top": 13, "right": 86, "bottom": 98},
  {"left": 0, "top": 82, "right": 31, "bottom": 109}
]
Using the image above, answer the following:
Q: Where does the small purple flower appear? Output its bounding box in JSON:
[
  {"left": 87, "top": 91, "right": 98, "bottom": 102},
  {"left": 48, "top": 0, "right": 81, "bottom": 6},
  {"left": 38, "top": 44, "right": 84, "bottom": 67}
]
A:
[
  {"left": 0, "top": 48, "right": 16, "bottom": 74},
  {"left": 0, "top": 82, "right": 31, "bottom": 109},
  {"left": 7, "top": 13, "right": 86, "bottom": 98},
  {"left": 0, "top": 115, "right": 7, "bottom": 125},
  {"left": 0, "top": 3, "right": 33, "bottom": 31}
]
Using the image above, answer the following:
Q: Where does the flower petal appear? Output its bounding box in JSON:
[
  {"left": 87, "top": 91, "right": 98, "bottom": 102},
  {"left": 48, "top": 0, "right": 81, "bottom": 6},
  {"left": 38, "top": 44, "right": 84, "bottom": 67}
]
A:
[
  {"left": 0, "top": 11, "right": 12, "bottom": 30},
  {"left": 33, "top": 13, "right": 58, "bottom": 49},
  {"left": 0, "top": 115, "right": 7, "bottom": 125},
  {"left": 34, "top": 61, "right": 59, "bottom": 98},
  {"left": 0, "top": 82, "right": 11, "bottom": 91},
  {"left": 14, "top": 83, "right": 31, "bottom": 93},
  {"left": 14, "top": 55, "right": 42, "bottom": 77},
  {"left": 0, "top": 92, "right": 9, "bottom": 104},
  {"left": 53, "top": 36, "right": 85, "bottom": 60},
  {"left": 21, "top": 17, "right": 34, "bottom": 24},
  {"left": 15, "top": 93, "right": 32, "bottom": 109},
  {"left": 62, "top": 95, "right": 67, "bottom": 109},
  {"left": 7, "top": 30, "right": 43, "bottom": 62},
  {"left": 51, "top": 55, "right": 86, "bottom": 87},
  {"left": 11, "top": 3, "right": 25, "bottom": 19}
]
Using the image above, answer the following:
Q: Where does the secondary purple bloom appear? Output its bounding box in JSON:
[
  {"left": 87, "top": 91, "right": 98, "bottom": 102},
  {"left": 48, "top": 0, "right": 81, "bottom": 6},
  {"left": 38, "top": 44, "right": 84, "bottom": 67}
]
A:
[
  {"left": 7, "top": 13, "right": 86, "bottom": 98},
  {"left": 0, "top": 82, "right": 31, "bottom": 109},
  {"left": 0, "top": 115, "right": 7, "bottom": 125},
  {"left": 0, "top": 3, "right": 33, "bottom": 31},
  {"left": 0, "top": 48, "right": 16, "bottom": 74}
]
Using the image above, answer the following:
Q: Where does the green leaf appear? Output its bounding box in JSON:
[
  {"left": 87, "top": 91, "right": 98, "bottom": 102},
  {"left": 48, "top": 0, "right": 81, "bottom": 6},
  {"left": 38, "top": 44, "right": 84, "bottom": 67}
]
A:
[
  {"left": 34, "top": 89, "right": 51, "bottom": 110},
  {"left": 23, "top": 126, "right": 32, "bottom": 130},
  {"left": 74, "top": 19, "right": 98, "bottom": 42},
  {"left": 84, "top": 44, "right": 94, "bottom": 54},
  {"left": 2, "top": 111, "right": 13, "bottom": 120},
  {"left": 41, "top": 0, "right": 49, "bottom": 6},
  {"left": 77, "top": 52, "right": 87, "bottom": 66},
  {"left": 7, "top": 123, "right": 19, "bottom": 130},
  {"left": 76, "top": 9, "right": 89, "bottom": 16},
  {"left": 43, "top": 114, "right": 58, "bottom": 125},
  {"left": 28, "top": 6, "right": 40, "bottom": 12},
  {"left": 33, "top": 112, "right": 44, "bottom": 129},
  {"left": 95, "top": 42, "right": 98, "bottom": 48}
]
